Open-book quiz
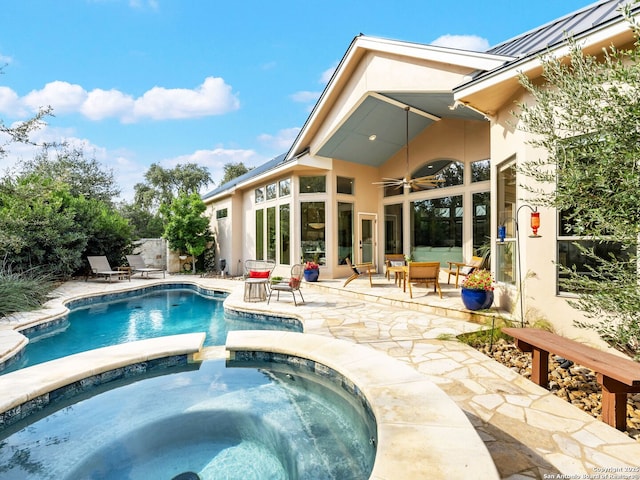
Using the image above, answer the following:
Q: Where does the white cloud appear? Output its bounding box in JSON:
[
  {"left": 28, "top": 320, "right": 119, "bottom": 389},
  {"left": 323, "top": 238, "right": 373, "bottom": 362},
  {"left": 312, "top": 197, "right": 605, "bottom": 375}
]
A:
[
  {"left": 131, "top": 77, "right": 239, "bottom": 121},
  {"left": 430, "top": 34, "right": 490, "bottom": 52},
  {"left": 320, "top": 62, "right": 338, "bottom": 84},
  {"left": 23, "top": 81, "right": 88, "bottom": 114},
  {"left": 0, "top": 76, "right": 239, "bottom": 123},
  {"left": 258, "top": 127, "right": 300, "bottom": 151},
  {"left": 0, "top": 54, "right": 13, "bottom": 65},
  {"left": 82, "top": 88, "right": 135, "bottom": 120},
  {"left": 0, "top": 86, "right": 23, "bottom": 116}
]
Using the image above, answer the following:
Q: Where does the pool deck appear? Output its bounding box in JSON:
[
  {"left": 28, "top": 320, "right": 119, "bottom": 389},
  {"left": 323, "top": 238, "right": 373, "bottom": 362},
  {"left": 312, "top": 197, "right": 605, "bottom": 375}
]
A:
[{"left": 1, "top": 274, "right": 640, "bottom": 477}]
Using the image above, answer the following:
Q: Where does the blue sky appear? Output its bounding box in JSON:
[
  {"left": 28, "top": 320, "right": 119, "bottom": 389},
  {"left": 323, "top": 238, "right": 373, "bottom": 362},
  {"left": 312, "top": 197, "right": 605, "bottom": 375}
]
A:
[{"left": 0, "top": 0, "right": 593, "bottom": 201}]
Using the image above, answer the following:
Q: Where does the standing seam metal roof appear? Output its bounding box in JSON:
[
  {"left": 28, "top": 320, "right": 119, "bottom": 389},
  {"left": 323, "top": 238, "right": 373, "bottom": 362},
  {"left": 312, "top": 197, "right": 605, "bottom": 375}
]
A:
[{"left": 487, "top": 0, "right": 628, "bottom": 57}]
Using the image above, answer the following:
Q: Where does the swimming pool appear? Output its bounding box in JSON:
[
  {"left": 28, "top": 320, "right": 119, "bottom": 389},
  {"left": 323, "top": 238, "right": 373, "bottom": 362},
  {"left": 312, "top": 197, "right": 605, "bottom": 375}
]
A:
[
  {"left": 0, "top": 357, "right": 376, "bottom": 479},
  {"left": 2, "top": 285, "right": 301, "bottom": 374}
]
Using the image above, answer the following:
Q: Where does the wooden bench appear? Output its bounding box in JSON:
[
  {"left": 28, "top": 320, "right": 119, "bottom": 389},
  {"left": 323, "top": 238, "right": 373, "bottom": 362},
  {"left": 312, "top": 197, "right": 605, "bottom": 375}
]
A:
[{"left": 503, "top": 327, "right": 640, "bottom": 431}]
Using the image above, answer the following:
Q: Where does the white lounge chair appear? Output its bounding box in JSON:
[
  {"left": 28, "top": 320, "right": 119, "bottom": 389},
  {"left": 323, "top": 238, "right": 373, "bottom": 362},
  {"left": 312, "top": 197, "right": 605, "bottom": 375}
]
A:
[
  {"left": 126, "top": 254, "right": 165, "bottom": 278},
  {"left": 87, "top": 256, "right": 130, "bottom": 282}
]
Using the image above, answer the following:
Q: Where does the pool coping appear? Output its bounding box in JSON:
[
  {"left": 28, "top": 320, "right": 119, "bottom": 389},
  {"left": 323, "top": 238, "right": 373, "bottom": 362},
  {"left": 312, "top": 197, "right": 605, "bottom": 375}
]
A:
[
  {"left": 0, "top": 332, "right": 206, "bottom": 423},
  {"left": 226, "top": 330, "right": 500, "bottom": 480}
]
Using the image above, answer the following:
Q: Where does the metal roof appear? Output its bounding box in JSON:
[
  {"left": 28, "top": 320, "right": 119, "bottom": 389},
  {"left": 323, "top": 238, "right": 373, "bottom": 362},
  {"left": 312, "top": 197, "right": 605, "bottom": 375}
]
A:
[
  {"left": 201, "top": 153, "right": 287, "bottom": 200},
  {"left": 487, "top": 0, "right": 627, "bottom": 57}
]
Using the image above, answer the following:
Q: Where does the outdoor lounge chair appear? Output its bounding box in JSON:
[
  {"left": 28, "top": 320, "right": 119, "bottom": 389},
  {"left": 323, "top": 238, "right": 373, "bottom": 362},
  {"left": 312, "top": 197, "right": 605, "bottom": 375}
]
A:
[
  {"left": 442, "top": 253, "right": 487, "bottom": 288},
  {"left": 86, "top": 255, "right": 130, "bottom": 283},
  {"left": 343, "top": 257, "right": 375, "bottom": 287},
  {"left": 268, "top": 264, "right": 305, "bottom": 306},
  {"left": 405, "top": 261, "right": 442, "bottom": 298},
  {"left": 126, "top": 254, "right": 165, "bottom": 278}
]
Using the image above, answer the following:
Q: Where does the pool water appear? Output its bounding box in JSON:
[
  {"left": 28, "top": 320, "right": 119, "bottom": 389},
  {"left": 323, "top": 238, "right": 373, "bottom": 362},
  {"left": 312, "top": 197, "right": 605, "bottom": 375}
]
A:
[
  {"left": 0, "top": 359, "right": 376, "bottom": 479},
  {"left": 3, "top": 287, "right": 300, "bottom": 374}
]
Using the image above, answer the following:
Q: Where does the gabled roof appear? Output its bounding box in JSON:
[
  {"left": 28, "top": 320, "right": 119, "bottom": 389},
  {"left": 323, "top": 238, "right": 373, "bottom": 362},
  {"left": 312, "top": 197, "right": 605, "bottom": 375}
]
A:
[
  {"left": 286, "top": 35, "right": 508, "bottom": 167},
  {"left": 202, "top": 1, "right": 636, "bottom": 201}
]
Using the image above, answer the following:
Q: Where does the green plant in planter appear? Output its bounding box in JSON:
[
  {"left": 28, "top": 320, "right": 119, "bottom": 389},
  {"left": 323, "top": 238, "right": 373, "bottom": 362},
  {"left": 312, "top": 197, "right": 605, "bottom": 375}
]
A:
[
  {"left": 271, "top": 276, "right": 283, "bottom": 285},
  {"left": 461, "top": 270, "right": 494, "bottom": 291}
]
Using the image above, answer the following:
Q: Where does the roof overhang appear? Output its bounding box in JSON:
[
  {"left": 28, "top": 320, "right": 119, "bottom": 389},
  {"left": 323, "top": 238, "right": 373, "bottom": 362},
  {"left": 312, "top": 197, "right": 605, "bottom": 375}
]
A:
[
  {"left": 315, "top": 91, "right": 487, "bottom": 166},
  {"left": 454, "top": 12, "right": 638, "bottom": 116},
  {"left": 288, "top": 35, "right": 510, "bottom": 165}
]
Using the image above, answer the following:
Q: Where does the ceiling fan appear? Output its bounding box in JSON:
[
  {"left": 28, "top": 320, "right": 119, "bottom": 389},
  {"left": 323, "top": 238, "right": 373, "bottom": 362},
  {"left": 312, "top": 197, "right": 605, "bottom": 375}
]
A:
[{"left": 373, "top": 106, "right": 444, "bottom": 191}]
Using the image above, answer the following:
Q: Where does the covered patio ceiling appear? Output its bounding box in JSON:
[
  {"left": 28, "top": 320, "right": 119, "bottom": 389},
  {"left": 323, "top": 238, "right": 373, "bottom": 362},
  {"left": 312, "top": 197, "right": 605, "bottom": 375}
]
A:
[{"left": 315, "top": 92, "right": 487, "bottom": 167}]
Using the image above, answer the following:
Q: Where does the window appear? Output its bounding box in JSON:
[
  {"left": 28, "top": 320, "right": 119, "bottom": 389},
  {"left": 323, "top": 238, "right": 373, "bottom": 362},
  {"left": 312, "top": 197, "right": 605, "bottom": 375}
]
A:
[
  {"left": 300, "top": 176, "right": 326, "bottom": 193},
  {"left": 338, "top": 202, "right": 353, "bottom": 265},
  {"left": 267, "top": 207, "right": 276, "bottom": 261},
  {"left": 410, "top": 195, "right": 462, "bottom": 263},
  {"left": 471, "top": 159, "right": 490, "bottom": 182},
  {"left": 301, "top": 201, "right": 325, "bottom": 265},
  {"left": 384, "top": 204, "right": 403, "bottom": 254},
  {"left": 413, "top": 159, "right": 464, "bottom": 189},
  {"left": 280, "top": 204, "right": 290, "bottom": 265},
  {"left": 216, "top": 208, "right": 228, "bottom": 219},
  {"left": 266, "top": 183, "right": 277, "bottom": 200},
  {"left": 255, "top": 187, "right": 265, "bottom": 204},
  {"left": 496, "top": 161, "right": 516, "bottom": 284},
  {"left": 472, "top": 192, "right": 490, "bottom": 253},
  {"left": 337, "top": 176, "right": 354, "bottom": 195},
  {"left": 383, "top": 183, "right": 403, "bottom": 197},
  {"left": 279, "top": 178, "right": 291, "bottom": 197},
  {"left": 255, "top": 209, "right": 264, "bottom": 260}
]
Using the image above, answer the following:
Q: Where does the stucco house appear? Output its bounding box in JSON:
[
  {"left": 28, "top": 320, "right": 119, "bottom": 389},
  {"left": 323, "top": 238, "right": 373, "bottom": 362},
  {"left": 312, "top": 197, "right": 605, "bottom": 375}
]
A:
[{"left": 202, "top": 0, "right": 637, "bottom": 341}]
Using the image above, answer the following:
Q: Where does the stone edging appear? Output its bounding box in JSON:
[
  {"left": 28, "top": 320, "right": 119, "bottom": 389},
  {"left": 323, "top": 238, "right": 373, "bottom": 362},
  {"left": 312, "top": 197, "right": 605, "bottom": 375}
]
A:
[
  {"left": 0, "top": 332, "right": 206, "bottom": 431},
  {"left": 225, "top": 330, "right": 500, "bottom": 480}
]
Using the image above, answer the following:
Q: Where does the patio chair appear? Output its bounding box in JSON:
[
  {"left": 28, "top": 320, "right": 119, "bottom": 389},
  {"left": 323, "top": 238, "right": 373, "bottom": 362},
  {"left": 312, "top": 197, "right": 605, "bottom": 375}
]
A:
[
  {"left": 86, "top": 255, "right": 130, "bottom": 283},
  {"left": 267, "top": 264, "right": 305, "bottom": 306},
  {"left": 384, "top": 253, "right": 406, "bottom": 286},
  {"left": 126, "top": 254, "right": 165, "bottom": 278},
  {"left": 405, "top": 261, "right": 442, "bottom": 298},
  {"left": 343, "top": 257, "right": 375, "bottom": 287},
  {"left": 243, "top": 259, "right": 276, "bottom": 302},
  {"left": 442, "top": 253, "right": 487, "bottom": 288}
]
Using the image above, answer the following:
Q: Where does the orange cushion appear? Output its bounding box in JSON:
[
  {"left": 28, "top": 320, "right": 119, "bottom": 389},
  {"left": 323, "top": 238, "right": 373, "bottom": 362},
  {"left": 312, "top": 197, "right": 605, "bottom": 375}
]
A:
[
  {"left": 289, "top": 278, "right": 300, "bottom": 288},
  {"left": 249, "top": 270, "right": 269, "bottom": 278}
]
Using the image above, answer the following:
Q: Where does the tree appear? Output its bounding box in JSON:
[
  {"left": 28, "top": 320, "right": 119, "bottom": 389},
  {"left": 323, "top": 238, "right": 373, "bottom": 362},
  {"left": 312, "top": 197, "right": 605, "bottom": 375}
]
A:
[
  {"left": 20, "top": 144, "right": 120, "bottom": 204},
  {"left": 0, "top": 146, "right": 132, "bottom": 278},
  {"left": 161, "top": 192, "right": 212, "bottom": 274},
  {"left": 0, "top": 175, "right": 87, "bottom": 278},
  {"left": 118, "top": 202, "right": 164, "bottom": 238},
  {"left": 0, "top": 105, "right": 52, "bottom": 158},
  {"left": 516, "top": 6, "right": 640, "bottom": 357},
  {"left": 220, "top": 162, "right": 252, "bottom": 185},
  {"left": 134, "top": 163, "right": 212, "bottom": 211}
]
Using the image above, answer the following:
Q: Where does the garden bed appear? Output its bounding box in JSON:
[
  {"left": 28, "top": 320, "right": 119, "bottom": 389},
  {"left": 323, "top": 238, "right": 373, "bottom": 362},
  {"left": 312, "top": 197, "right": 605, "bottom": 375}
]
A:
[{"left": 476, "top": 338, "right": 640, "bottom": 441}]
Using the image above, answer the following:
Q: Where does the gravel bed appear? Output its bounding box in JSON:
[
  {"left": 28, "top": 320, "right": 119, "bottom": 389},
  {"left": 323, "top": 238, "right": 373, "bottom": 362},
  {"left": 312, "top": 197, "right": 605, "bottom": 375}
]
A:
[{"left": 476, "top": 338, "right": 640, "bottom": 441}]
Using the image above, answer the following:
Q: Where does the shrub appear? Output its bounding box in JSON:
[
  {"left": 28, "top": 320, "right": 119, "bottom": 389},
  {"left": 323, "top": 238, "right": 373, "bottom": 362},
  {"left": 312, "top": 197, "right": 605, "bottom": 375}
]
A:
[{"left": 0, "top": 267, "right": 55, "bottom": 317}]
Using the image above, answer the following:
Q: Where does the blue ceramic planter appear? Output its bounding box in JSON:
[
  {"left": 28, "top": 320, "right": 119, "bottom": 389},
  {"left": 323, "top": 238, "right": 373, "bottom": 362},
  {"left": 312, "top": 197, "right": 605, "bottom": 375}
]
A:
[
  {"left": 461, "top": 288, "right": 493, "bottom": 311},
  {"left": 303, "top": 269, "right": 319, "bottom": 282}
]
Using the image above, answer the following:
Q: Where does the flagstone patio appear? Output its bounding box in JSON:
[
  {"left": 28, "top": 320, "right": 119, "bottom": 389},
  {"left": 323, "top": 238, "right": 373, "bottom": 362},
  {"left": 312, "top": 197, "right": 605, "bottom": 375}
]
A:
[{"left": 1, "top": 273, "right": 639, "bottom": 477}]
